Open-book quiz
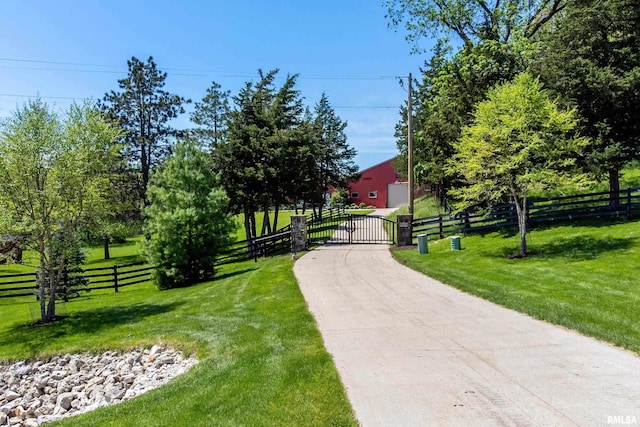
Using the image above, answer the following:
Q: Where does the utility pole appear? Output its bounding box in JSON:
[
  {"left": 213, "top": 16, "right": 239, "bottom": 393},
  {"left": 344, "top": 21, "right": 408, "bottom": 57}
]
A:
[{"left": 407, "top": 73, "right": 414, "bottom": 215}]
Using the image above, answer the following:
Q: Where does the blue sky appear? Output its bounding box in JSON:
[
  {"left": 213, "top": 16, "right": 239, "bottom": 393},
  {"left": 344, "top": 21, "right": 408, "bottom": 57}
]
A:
[{"left": 0, "top": 1, "right": 430, "bottom": 169}]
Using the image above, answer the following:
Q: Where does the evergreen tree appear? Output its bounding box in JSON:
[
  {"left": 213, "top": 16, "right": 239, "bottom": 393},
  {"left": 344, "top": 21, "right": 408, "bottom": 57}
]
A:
[
  {"left": 100, "top": 56, "right": 189, "bottom": 204},
  {"left": 144, "top": 140, "right": 235, "bottom": 289},
  {"left": 190, "top": 81, "right": 230, "bottom": 149},
  {"left": 307, "top": 93, "right": 357, "bottom": 218},
  {"left": 536, "top": 0, "right": 640, "bottom": 200}
]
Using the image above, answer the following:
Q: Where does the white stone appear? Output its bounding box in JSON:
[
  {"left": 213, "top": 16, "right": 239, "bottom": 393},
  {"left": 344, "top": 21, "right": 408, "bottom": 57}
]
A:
[
  {"left": 4, "top": 390, "right": 20, "bottom": 402},
  {"left": 56, "top": 392, "right": 74, "bottom": 410},
  {"left": 50, "top": 370, "right": 67, "bottom": 381},
  {"left": 0, "top": 346, "right": 197, "bottom": 426}
]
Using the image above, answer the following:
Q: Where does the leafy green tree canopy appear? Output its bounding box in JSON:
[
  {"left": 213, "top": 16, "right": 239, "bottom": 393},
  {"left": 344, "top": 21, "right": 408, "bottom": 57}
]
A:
[
  {"left": 384, "top": 0, "right": 567, "bottom": 51},
  {"left": 536, "top": 0, "right": 640, "bottom": 196},
  {"left": 448, "top": 73, "right": 587, "bottom": 256},
  {"left": 0, "top": 99, "right": 121, "bottom": 322},
  {"left": 144, "top": 139, "right": 235, "bottom": 289}
]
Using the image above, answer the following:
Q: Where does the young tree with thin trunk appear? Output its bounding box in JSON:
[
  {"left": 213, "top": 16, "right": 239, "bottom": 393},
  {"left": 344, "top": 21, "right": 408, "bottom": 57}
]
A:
[
  {"left": 448, "top": 73, "right": 587, "bottom": 256},
  {"left": 0, "top": 100, "right": 120, "bottom": 322}
]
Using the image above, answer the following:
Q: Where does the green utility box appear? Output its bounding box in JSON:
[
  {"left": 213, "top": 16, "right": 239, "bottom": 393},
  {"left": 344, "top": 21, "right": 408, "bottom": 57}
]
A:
[
  {"left": 417, "top": 234, "right": 428, "bottom": 254},
  {"left": 450, "top": 235, "right": 461, "bottom": 251}
]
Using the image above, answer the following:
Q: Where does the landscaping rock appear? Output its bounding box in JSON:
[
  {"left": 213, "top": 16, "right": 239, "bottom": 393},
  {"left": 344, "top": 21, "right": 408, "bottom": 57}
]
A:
[{"left": 0, "top": 346, "right": 197, "bottom": 426}]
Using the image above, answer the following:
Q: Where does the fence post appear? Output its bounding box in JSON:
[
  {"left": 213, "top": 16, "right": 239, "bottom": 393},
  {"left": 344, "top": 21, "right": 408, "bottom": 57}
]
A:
[
  {"left": 439, "top": 215, "right": 444, "bottom": 239},
  {"left": 628, "top": 188, "right": 633, "bottom": 220},
  {"left": 113, "top": 265, "right": 119, "bottom": 293},
  {"left": 396, "top": 214, "right": 413, "bottom": 246},
  {"left": 290, "top": 215, "right": 307, "bottom": 256}
]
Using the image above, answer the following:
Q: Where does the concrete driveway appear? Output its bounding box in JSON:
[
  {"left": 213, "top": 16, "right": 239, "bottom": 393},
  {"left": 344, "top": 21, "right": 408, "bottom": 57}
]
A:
[{"left": 294, "top": 243, "right": 640, "bottom": 426}]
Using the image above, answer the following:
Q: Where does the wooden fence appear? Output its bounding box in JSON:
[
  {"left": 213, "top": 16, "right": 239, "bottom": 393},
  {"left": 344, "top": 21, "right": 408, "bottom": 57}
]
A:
[
  {"left": 1, "top": 207, "right": 349, "bottom": 299},
  {"left": 413, "top": 188, "right": 640, "bottom": 241},
  {"left": 216, "top": 207, "right": 348, "bottom": 264},
  {"left": 0, "top": 262, "right": 153, "bottom": 299}
]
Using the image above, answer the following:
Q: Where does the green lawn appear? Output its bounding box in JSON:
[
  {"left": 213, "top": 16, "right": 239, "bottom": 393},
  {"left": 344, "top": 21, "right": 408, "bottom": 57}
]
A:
[
  {"left": 0, "top": 254, "right": 357, "bottom": 426},
  {"left": 392, "top": 219, "right": 640, "bottom": 354},
  {"left": 387, "top": 195, "right": 441, "bottom": 220},
  {"left": 232, "top": 208, "right": 374, "bottom": 241}
]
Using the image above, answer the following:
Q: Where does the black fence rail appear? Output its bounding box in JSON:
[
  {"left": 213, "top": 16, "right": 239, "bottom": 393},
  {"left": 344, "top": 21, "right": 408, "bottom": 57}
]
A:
[
  {"left": 83, "top": 262, "right": 153, "bottom": 292},
  {"left": 0, "top": 271, "right": 38, "bottom": 298},
  {"left": 0, "top": 262, "right": 153, "bottom": 299},
  {"left": 307, "top": 209, "right": 353, "bottom": 244},
  {"left": 1, "top": 208, "right": 351, "bottom": 299},
  {"left": 217, "top": 230, "right": 292, "bottom": 265},
  {"left": 413, "top": 188, "right": 640, "bottom": 241},
  {"left": 218, "top": 207, "right": 348, "bottom": 263}
]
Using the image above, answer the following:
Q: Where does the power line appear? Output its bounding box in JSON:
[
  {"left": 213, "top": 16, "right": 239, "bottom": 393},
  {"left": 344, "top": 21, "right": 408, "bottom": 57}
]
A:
[
  {"left": 0, "top": 94, "right": 95, "bottom": 102},
  {"left": 0, "top": 94, "right": 400, "bottom": 109},
  {"left": 0, "top": 57, "right": 405, "bottom": 81}
]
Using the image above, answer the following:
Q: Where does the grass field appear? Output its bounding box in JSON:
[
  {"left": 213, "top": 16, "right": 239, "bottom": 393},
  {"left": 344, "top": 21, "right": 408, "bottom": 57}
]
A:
[
  {"left": 0, "top": 253, "right": 357, "bottom": 426},
  {"left": 392, "top": 219, "right": 640, "bottom": 354},
  {"left": 387, "top": 195, "right": 441, "bottom": 220}
]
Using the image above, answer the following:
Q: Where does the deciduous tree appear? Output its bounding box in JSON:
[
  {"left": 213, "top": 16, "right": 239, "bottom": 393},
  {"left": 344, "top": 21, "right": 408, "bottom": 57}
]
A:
[
  {"left": 0, "top": 100, "right": 120, "bottom": 322},
  {"left": 384, "top": 0, "right": 567, "bottom": 51},
  {"left": 448, "top": 74, "right": 587, "bottom": 256}
]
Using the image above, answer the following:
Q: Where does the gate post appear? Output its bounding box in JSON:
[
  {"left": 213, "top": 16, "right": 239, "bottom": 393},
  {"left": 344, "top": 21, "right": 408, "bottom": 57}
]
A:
[
  {"left": 397, "top": 214, "right": 413, "bottom": 247},
  {"left": 290, "top": 215, "right": 307, "bottom": 257}
]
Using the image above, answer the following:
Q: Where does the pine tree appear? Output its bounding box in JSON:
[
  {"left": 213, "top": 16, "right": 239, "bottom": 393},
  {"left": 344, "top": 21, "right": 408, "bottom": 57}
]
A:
[
  {"left": 100, "top": 56, "right": 189, "bottom": 205},
  {"left": 190, "top": 81, "right": 231, "bottom": 149},
  {"left": 144, "top": 140, "right": 235, "bottom": 289}
]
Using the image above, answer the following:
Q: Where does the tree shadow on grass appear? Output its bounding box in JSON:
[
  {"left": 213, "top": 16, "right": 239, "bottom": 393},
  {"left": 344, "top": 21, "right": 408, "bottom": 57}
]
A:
[
  {"left": 213, "top": 267, "right": 258, "bottom": 282},
  {"left": 85, "top": 254, "right": 144, "bottom": 266},
  {"left": 525, "top": 235, "right": 635, "bottom": 261},
  {"left": 0, "top": 301, "right": 183, "bottom": 351}
]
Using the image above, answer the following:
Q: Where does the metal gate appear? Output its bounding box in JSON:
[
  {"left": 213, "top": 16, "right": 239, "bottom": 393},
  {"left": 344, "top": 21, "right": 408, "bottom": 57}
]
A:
[{"left": 308, "top": 214, "right": 395, "bottom": 245}]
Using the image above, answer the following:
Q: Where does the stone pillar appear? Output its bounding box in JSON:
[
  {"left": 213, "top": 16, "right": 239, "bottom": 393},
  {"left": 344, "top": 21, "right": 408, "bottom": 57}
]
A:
[
  {"left": 290, "top": 215, "right": 307, "bottom": 254},
  {"left": 396, "top": 214, "right": 413, "bottom": 246}
]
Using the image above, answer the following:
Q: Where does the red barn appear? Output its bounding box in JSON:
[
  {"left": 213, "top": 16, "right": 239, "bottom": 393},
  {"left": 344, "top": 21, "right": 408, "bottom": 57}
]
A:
[{"left": 348, "top": 158, "right": 408, "bottom": 209}]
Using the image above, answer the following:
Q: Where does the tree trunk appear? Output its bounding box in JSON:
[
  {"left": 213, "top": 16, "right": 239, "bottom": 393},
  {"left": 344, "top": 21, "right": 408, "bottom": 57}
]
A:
[
  {"left": 261, "top": 207, "right": 271, "bottom": 236},
  {"left": 141, "top": 143, "right": 150, "bottom": 206},
  {"left": 609, "top": 169, "right": 620, "bottom": 206},
  {"left": 38, "top": 241, "right": 46, "bottom": 321},
  {"left": 244, "top": 209, "right": 252, "bottom": 257},
  {"left": 104, "top": 236, "right": 110, "bottom": 260},
  {"left": 250, "top": 211, "right": 257, "bottom": 240},
  {"left": 512, "top": 196, "right": 528, "bottom": 257},
  {"left": 273, "top": 205, "right": 280, "bottom": 231}
]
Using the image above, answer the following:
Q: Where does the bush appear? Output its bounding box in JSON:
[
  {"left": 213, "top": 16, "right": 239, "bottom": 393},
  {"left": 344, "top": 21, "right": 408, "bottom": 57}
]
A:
[
  {"left": 359, "top": 202, "right": 366, "bottom": 209},
  {"left": 330, "top": 188, "right": 348, "bottom": 208}
]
